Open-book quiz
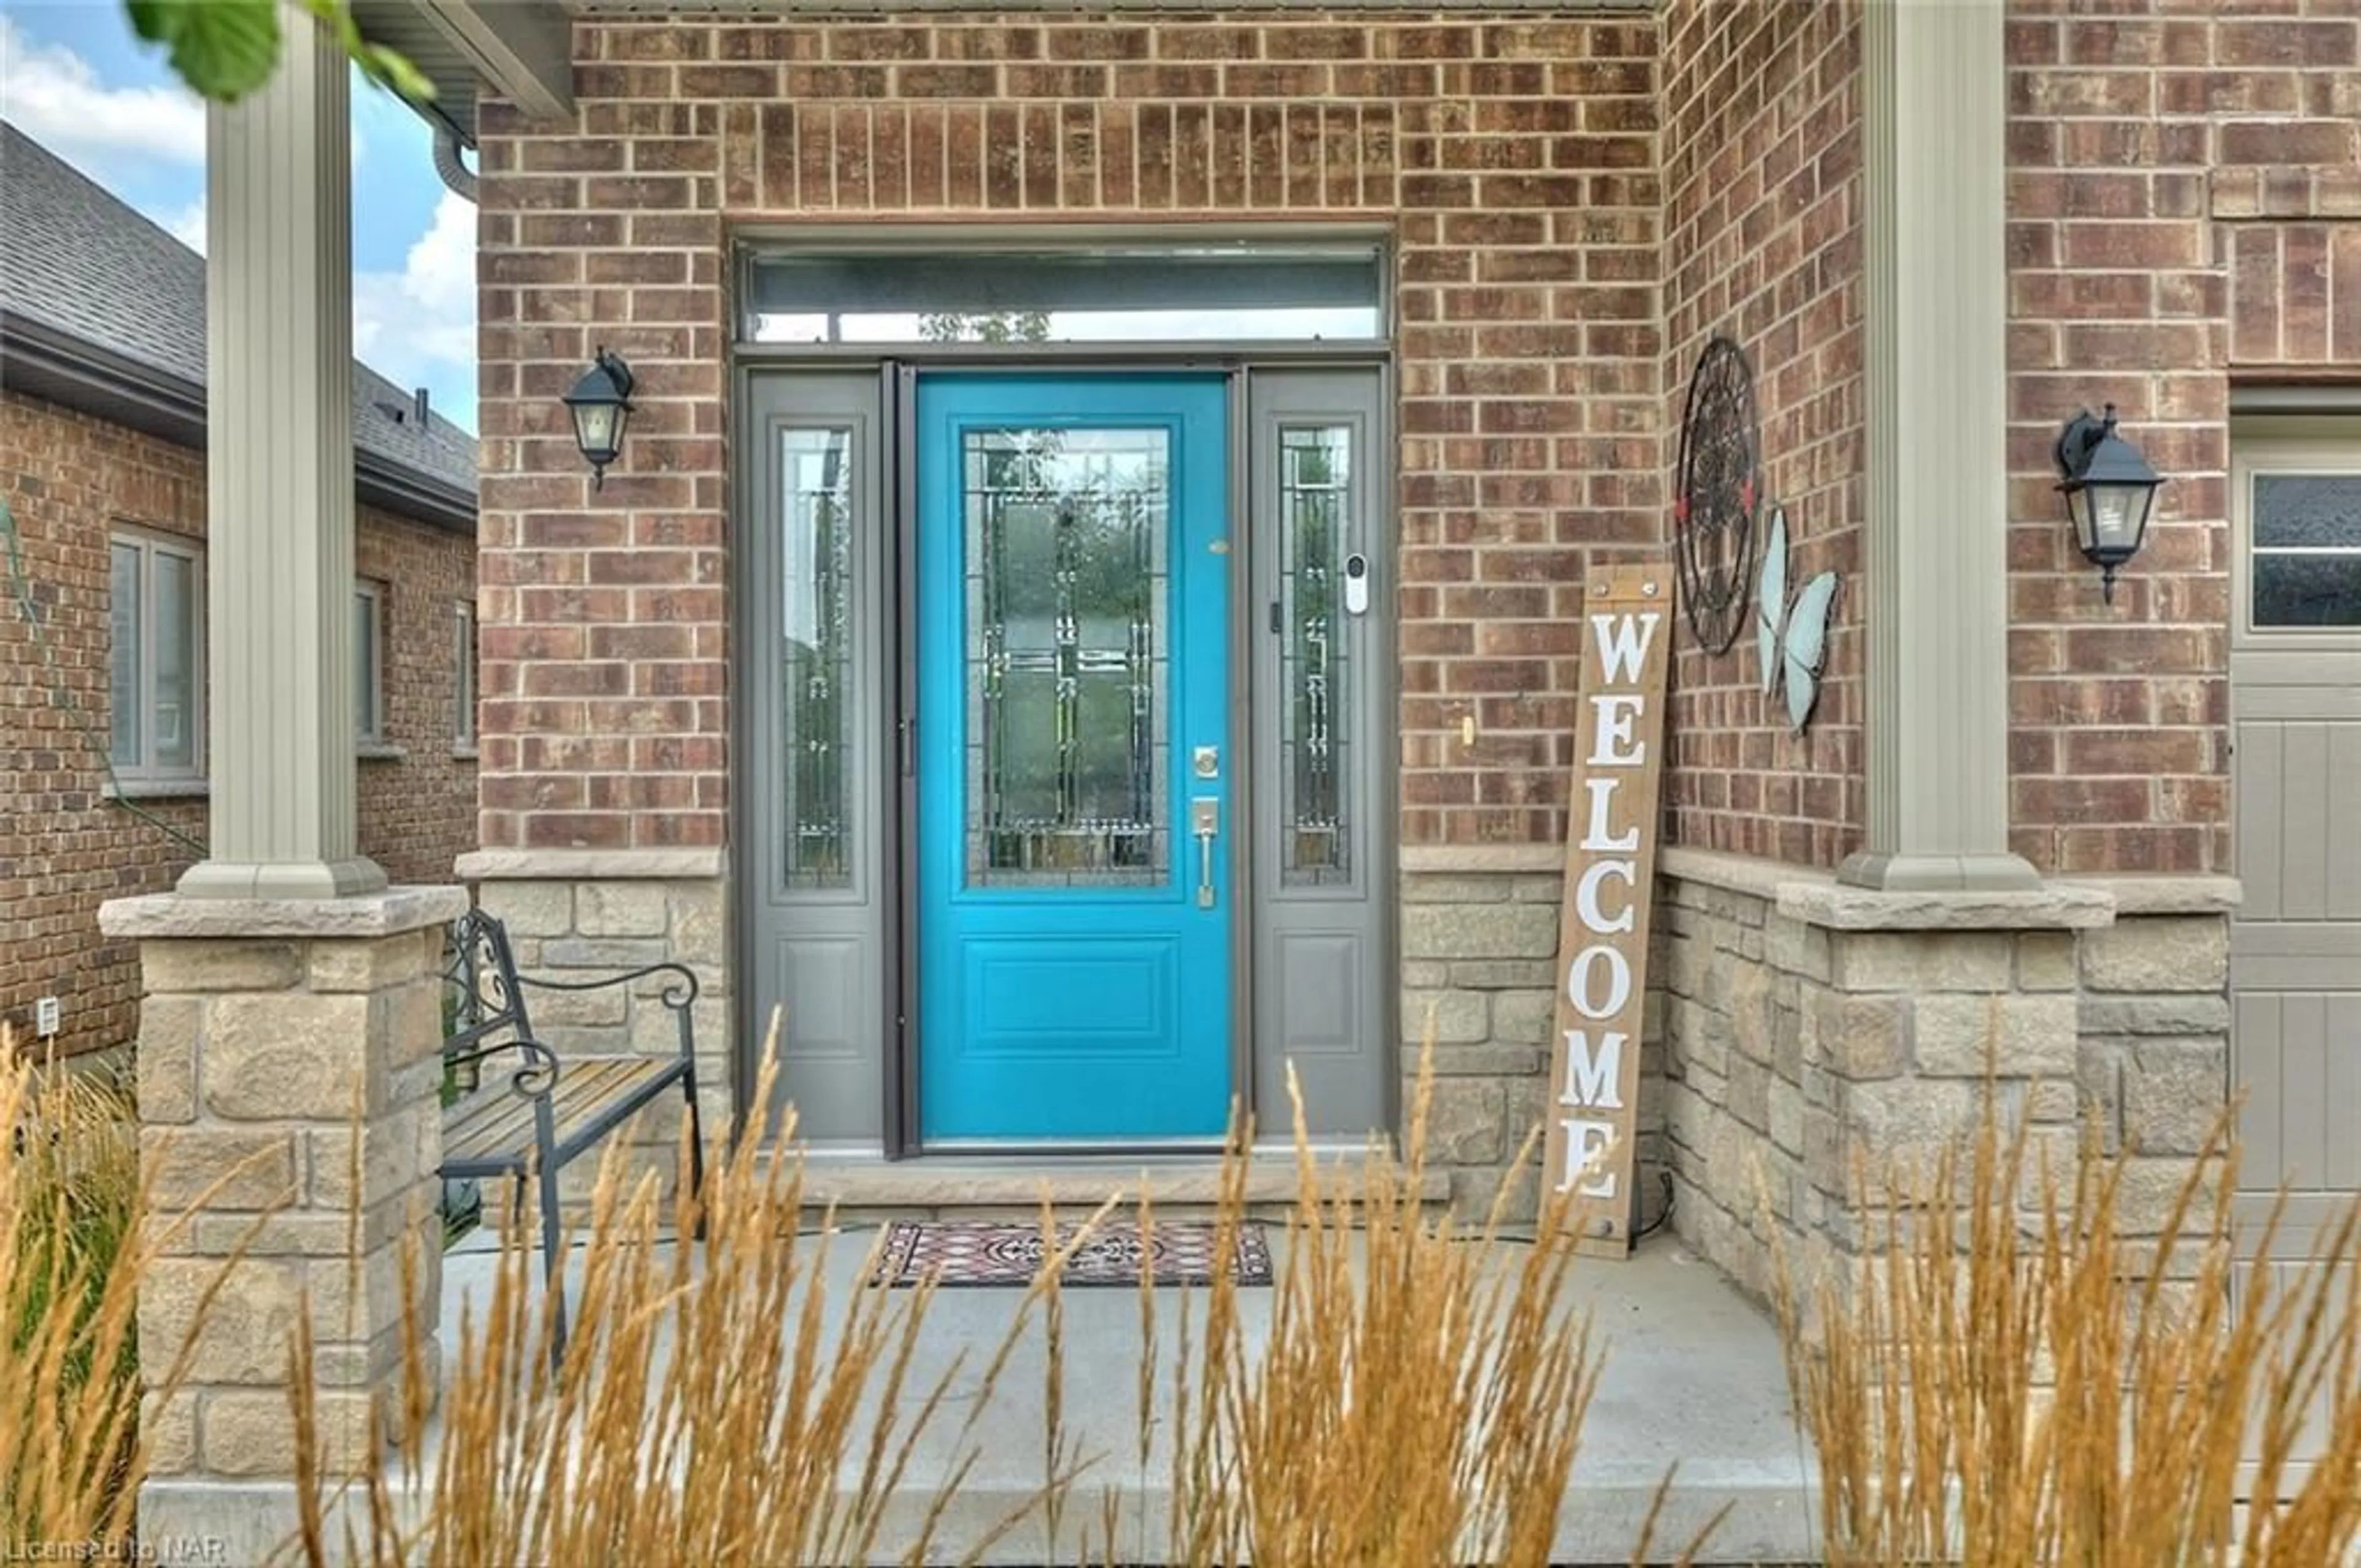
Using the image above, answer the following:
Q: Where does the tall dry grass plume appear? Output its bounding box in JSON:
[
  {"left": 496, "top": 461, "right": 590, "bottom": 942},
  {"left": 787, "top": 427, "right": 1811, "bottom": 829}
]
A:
[
  {"left": 1773, "top": 1072, "right": 2361, "bottom": 1565},
  {"left": 287, "top": 1005, "right": 1707, "bottom": 1566},
  {"left": 301, "top": 1009, "right": 1090, "bottom": 1567},
  {"left": 1073, "top": 1016, "right": 1715, "bottom": 1567},
  {"left": 1, "top": 1028, "right": 200, "bottom": 1551}
]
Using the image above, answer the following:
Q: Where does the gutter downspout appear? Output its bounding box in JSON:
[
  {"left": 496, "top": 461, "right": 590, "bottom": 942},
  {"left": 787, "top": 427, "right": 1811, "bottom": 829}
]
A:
[{"left": 433, "top": 122, "right": 478, "bottom": 203}]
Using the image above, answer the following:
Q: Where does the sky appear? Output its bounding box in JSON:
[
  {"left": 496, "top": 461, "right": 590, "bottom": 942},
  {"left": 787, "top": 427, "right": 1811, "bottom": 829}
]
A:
[{"left": 1, "top": 1, "right": 479, "bottom": 432}]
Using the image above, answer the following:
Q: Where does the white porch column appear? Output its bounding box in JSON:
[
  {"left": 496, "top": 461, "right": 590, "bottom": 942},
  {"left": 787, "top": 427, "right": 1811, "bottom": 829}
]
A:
[
  {"left": 180, "top": 1, "right": 384, "bottom": 900},
  {"left": 1839, "top": 0, "right": 2041, "bottom": 893}
]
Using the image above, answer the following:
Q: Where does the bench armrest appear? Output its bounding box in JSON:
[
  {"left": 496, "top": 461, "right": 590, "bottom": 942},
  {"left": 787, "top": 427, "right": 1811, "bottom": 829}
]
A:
[
  {"left": 515, "top": 962, "right": 701, "bottom": 1061},
  {"left": 442, "top": 1034, "right": 561, "bottom": 1102}
]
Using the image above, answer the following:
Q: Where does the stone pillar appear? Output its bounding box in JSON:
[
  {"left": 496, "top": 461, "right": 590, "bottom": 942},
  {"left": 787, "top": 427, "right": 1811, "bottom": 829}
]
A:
[
  {"left": 1783, "top": 883, "right": 2111, "bottom": 1298},
  {"left": 1845, "top": 0, "right": 2039, "bottom": 893},
  {"left": 1656, "top": 850, "right": 2238, "bottom": 1334},
  {"left": 101, "top": 888, "right": 462, "bottom": 1562},
  {"left": 181, "top": 0, "right": 381, "bottom": 901}
]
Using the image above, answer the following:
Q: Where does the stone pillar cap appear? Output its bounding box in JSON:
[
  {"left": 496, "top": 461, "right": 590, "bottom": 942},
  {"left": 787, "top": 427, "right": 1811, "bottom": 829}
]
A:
[{"left": 98, "top": 885, "right": 469, "bottom": 940}]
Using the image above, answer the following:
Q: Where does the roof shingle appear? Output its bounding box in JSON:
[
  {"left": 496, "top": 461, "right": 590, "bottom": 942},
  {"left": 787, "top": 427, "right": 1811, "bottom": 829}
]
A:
[{"left": 0, "top": 121, "right": 477, "bottom": 505}]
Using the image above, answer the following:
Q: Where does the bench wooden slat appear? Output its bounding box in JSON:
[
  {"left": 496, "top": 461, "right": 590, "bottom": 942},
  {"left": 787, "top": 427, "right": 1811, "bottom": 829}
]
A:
[
  {"left": 444, "top": 1058, "right": 666, "bottom": 1170},
  {"left": 548, "top": 1059, "right": 662, "bottom": 1146}
]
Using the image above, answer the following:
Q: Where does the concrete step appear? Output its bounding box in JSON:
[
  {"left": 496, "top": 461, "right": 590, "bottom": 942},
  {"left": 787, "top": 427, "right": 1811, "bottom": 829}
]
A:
[{"left": 773, "top": 1145, "right": 1455, "bottom": 1222}]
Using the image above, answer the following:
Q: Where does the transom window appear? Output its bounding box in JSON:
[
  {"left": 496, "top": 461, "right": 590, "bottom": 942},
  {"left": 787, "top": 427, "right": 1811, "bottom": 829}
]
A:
[{"left": 743, "top": 244, "right": 1385, "bottom": 346}]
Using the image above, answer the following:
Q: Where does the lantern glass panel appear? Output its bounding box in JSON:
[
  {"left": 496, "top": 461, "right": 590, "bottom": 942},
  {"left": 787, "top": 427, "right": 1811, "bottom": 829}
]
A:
[
  {"left": 2088, "top": 483, "right": 2148, "bottom": 552},
  {"left": 574, "top": 401, "right": 621, "bottom": 460}
]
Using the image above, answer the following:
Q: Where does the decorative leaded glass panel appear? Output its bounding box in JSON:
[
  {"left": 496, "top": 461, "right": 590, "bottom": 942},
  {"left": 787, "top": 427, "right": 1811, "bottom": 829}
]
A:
[
  {"left": 781, "top": 427, "right": 854, "bottom": 887},
  {"left": 1281, "top": 426, "right": 1350, "bottom": 885},
  {"left": 964, "top": 427, "right": 1169, "bottom": 885}
]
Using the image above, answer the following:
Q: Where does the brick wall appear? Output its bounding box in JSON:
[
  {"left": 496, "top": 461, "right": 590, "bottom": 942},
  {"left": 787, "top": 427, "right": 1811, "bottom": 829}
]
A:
[
  {"left": 357, "top": 511, "right": 482, "bottom": 884},
  {"left": 0, "top": 389, "right": 478, "bottom": 1058},
  {"left": 2004, "top": 0, "right": 2360, "bottom": 875},
  {"left": 475, "top": 11, "right": 1666, "bottom": 856},
  {"left": 472, "top": 4, "right": 2360, "bottom": 880},
  {"left": 1659, "top": 0, "right": 1865, "bottom": 871}
]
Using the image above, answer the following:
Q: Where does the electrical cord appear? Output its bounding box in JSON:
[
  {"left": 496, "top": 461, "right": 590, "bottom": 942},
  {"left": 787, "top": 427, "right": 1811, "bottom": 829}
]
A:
[{"left": 1635, "top": 1169, "right": 1675, "bottom": 1240}]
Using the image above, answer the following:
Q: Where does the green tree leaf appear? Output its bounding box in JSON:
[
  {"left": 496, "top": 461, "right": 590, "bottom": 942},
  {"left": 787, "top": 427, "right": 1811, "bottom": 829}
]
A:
[
  {"left": 127, "top": 0, "right": 281, "bottom": 103},
  {"left": 126, "top": 0, "right": 433, "bottom": 107}
]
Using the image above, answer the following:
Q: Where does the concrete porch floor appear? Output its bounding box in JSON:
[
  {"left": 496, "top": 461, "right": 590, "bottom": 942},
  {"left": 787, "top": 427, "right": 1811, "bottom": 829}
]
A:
[{"left": 419, "top": 1224, "right": 1821, "bottom": 1564}]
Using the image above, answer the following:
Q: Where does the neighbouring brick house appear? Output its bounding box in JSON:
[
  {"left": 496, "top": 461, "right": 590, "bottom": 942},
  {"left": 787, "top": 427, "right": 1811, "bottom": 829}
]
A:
[
  {"left": 93, "top": 0, "right": 2361, "bottom": 1535},
  {"left": 0, "top": 123, "right": 481, "bottom": 1062}
]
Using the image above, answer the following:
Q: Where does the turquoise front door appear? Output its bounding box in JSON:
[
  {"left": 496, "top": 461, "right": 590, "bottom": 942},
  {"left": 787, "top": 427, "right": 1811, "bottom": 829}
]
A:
[{"left": 916, "top": 373, "right": 1233, "bottom": 1142}]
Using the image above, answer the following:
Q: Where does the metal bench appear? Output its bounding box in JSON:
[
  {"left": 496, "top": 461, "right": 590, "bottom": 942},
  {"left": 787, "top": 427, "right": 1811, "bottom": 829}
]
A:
[{"left": 439, "top": 905, "right": 706, "bottom": 1358}]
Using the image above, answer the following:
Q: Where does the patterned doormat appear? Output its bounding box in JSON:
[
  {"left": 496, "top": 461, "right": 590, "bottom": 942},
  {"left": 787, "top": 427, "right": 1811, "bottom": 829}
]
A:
[{"left": 870, "top": 1219, "right": 1275, "bottom": 1289}]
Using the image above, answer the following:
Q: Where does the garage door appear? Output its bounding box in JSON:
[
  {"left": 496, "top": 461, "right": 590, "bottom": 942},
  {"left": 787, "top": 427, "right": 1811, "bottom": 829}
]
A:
[{"left": 2229, "top": 423, "right": 2361, "bottom": 1477}]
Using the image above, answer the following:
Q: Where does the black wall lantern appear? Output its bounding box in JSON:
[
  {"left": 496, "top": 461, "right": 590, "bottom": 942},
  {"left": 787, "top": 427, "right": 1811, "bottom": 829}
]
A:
[
  {"left": 564, "top": 347, "right": 635, "bottom": 490},
  {"left": 2053, "top": 403, "right": 2164, "bottom": 603}
]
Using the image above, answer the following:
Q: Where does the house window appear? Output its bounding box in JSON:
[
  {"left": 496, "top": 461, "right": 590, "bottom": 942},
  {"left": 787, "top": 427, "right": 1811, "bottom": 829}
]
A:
[
  {"left": 2248, "top": 472, "right": 2361, "bottom": 628},
  {"left": 108, "top": 529, "right": 203, "bottom": 780},
  {"left": 743, "top": 243, "right": 1388, "bottom": 346},
  {"left": 780, "top": 426, "right": 854, "bottom": 887},
  {"left": 355, "top": 581, "right": 386, "bottom": 745},
  {"left": 454, "top": 601, "right": 477, "bottom": 748},
  {"left": 1279, "top": 424, "right": 1353, "bottom": 885}
]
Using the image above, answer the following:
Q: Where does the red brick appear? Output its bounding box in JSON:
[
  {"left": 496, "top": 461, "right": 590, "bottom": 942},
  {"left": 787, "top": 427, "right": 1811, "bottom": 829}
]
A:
[
  {"left": 2220, "top": 119, "right": 2358, "bottom": 165},
  {"left": 461, "top": 2, "right": 2280, "bottom": 874}
]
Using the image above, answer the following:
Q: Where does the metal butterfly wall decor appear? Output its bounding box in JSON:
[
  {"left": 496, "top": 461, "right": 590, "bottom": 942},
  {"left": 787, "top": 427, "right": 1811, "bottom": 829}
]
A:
[{"left": 1755, "top": 504, "right": 1840, "bottom": 734}]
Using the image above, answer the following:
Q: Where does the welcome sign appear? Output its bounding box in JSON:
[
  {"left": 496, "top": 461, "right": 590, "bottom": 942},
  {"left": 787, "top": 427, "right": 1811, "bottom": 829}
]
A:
[{"left": 1543, "top": 568, "right": 1672, "bottom": 1259}]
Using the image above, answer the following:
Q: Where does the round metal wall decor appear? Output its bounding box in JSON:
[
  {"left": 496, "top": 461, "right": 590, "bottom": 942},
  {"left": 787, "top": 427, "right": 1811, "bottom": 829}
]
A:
[{"left": 1672, "top": 335, "right": 1762, "bottom": 654}]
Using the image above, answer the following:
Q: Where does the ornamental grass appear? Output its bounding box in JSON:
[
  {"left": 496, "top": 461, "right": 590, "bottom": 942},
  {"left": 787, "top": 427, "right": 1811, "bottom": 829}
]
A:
[
  {"left": 0, "top": 1030, "right": 189, "bottom": 1555},
  {"left": 284, "top": 1009, "right": 1677, "bottom": 1566},
  {"left": 1772, "top": 1082, "right": 2361, "bottom": 1566},
  {"left": 300, "top": 1024, "right": 1083, "bottom": 1566},
  {"left": 1072, "top": 1040, "right": 1705, "bottom": 1567},
  {"left": 44, "top": 994, "right": 2361, "bottom": 1566}
]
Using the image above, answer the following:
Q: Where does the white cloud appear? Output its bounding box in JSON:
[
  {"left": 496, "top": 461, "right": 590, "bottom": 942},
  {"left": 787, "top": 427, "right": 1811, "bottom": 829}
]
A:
[
  {"left": 0, "top": 14, "right": 205, "bottom": 173},
  {"left": 164, "top": 196, "right": 206, "bottom": 253},
  {"left": 352, "top": 189, "right": 476, "bottom": 418}
]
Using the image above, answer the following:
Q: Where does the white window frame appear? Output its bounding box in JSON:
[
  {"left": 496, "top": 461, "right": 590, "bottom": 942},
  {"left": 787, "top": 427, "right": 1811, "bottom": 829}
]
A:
[
  {"left": 2231, "top": 419, "right": 2361, "bottom": 651},
  {"left": 108, "top": 526, "right": 205, "bottom": 785},
  {"left": 454, "top": 600, "right": 478, "bottom": 751},
  {"left": 355, "top": 580, "right": 387, "bottom": 746}
]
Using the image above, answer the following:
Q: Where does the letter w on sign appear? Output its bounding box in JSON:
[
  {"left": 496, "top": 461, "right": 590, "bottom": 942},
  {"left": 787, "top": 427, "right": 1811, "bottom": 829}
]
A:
[{"left": 1543, "top": 568, "right": 1672, "bottom": 1259}]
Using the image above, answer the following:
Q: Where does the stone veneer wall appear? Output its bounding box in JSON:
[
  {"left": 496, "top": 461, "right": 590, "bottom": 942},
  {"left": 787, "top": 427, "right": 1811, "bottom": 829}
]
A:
[
  {"left": 461, "top": 853, "right": 733, "bottom": 1205},
  {"left": 1401, "top": 846, "right": 1667, "bottom": 1227},
  {"left": 1656, "top": 846, "right": 2237, "bottom": 1313}
]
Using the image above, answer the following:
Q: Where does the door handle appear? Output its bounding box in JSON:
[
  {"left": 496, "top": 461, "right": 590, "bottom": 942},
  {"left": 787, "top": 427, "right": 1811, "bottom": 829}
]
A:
[{"left": 1191, "top": 798, "right": 1219, "bottom": 909}]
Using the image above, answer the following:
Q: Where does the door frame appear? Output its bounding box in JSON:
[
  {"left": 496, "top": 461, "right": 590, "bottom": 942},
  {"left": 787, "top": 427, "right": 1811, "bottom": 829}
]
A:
[
  {"left": 731, "top": 344, "right": 1397, "bottom": 1159},
  {"left": 2226, "top": 414, "right": 2361, "bottom": 1236}
]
